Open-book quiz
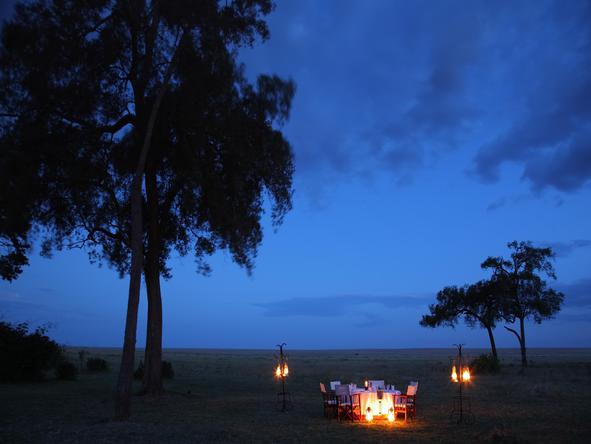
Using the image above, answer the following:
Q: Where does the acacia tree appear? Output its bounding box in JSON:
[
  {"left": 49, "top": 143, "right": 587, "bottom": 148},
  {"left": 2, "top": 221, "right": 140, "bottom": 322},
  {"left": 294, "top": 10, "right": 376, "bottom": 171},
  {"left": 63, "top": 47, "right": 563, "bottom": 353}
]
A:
[
  {"left": 420, "top": 279, "right": 503, "bottom": 359},
  {"left": 481, "top": 241, "right": 564, "bottom": 368},
  {"left": 0, "top": 0, "right": 294, "bottom": 418}
]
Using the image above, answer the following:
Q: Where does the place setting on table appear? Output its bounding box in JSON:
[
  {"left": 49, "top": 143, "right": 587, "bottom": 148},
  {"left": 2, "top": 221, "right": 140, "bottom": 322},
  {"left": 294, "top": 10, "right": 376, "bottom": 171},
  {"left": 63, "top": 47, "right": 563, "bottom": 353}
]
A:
[{"left": 320, "top": 379, "right": 418, "bottom": 424}]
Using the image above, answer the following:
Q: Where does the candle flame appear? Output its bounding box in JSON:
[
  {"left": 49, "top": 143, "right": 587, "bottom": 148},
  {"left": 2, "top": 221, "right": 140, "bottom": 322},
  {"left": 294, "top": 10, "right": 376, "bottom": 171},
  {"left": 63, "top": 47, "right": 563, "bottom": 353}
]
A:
[
  {"left": 387, "top": 407, "right": 395, "bottom": 423},
  {"left": 365, "top": 407, "right": 373, "bottom": 422}
]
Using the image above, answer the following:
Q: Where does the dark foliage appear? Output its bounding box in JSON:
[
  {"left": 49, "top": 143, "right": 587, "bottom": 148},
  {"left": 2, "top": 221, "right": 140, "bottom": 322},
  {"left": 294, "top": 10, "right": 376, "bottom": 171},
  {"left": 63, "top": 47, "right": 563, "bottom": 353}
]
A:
[
  {"left": 420, "top": 279, "right": 503, "bottom": 358},
  {"left": 482, "top": 241, "right": 564, "bottom": 367},
  {"left": 56, "top": 360, "right": 78, "bottom": 380},
  {"left": 134, "top": 359, "right": 173, "bottom": 379},
  {"left": 86, "top": 357, "right": 109, "bottom": 372},
  {"left": 470, "top": 354, "right": 501, "bottom": 374},
  {"left": 0, "top": 0, "right": 295, "bottom": 413},
  {"left": 0, "top": 321, "right": 62, "bottom": 382},
  {"left": 161, "top": 360, "right": 174, "bottom": 379}
]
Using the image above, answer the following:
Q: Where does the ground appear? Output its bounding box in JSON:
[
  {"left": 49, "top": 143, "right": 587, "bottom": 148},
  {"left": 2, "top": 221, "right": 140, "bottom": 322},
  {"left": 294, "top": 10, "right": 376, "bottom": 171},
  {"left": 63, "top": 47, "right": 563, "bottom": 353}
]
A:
[{"left": 1, "top": 348, "right": 590, "bottom": 443}]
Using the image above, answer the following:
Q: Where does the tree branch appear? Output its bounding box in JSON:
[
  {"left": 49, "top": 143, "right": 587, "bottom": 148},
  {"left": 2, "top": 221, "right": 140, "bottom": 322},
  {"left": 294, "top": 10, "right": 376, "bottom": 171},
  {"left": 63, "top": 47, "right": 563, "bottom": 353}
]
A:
[{"left": 504, "top": 325, "right": 521, "bottom": 343}]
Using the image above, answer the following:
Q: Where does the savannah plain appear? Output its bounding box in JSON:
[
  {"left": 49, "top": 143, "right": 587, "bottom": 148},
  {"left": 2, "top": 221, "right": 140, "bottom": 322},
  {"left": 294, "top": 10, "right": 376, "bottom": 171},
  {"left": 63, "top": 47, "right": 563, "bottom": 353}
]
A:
[{"left": 1, "top": 348, "right": 590, "bottom": 443}]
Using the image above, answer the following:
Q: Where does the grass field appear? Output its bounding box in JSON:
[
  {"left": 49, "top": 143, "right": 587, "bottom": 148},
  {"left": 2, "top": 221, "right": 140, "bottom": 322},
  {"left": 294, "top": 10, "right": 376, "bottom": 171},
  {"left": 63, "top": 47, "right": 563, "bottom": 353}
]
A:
[{"left": 1, "top": 348, "right": 590, "bottom": 443}]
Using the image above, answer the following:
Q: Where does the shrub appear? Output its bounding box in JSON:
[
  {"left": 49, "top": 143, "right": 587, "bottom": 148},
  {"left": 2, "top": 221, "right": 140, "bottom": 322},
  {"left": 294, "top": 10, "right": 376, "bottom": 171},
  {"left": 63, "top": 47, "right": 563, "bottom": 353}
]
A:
[
  {"left": 162, "top": 360, "right": 174, "bottom": 379},
  {"left": 86, "top": 357, "right": 109, "bottom": 372},
  {"left": 56, "top": 361, "right": 78, "bottom": 380},
  {"left": 133, "top": 360, "right": 174, "bottom": 379},
  {"left": 0, "top": 321, "right": 62, "bottom": 382},
  {"left": 470, "top": 353, "right": 501, "bottom": 374},
  {"left": 133, "top": 360, "right": 144, "bottom": 380}
]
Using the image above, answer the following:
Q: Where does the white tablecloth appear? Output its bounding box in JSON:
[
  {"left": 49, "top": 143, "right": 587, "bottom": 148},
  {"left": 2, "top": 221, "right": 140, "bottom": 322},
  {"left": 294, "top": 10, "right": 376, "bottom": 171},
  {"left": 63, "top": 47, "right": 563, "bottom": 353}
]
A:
[{"left": 352, "top": 389, "right": 401, "bottom": 416}]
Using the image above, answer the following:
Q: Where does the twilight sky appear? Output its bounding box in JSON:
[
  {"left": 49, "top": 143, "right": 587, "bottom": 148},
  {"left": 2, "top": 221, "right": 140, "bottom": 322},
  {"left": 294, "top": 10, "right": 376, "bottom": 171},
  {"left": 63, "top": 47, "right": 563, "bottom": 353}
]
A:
[{"left": 1, "top": 0, "right": 590, "bottom": 349}]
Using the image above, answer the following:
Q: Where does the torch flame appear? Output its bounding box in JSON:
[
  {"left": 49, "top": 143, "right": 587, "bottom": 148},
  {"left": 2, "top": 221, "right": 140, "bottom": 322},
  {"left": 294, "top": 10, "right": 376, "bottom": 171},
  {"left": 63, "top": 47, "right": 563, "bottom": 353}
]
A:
[
  {"left": 462, "top": 367, "right": 471, "bottom": 382},
  {"left": 451, "top": 364, "right": 458, "bottom": 382}
]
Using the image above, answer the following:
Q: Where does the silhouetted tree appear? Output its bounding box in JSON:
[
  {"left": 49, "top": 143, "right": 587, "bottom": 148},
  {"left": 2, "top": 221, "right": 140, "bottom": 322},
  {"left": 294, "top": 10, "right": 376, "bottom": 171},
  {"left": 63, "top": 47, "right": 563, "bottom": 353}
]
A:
[
  {"left": 420, "top": 279, "right": 503, "bottom": 359},
  {"left": 0, "top": 0, "right": 294, "bottom": 418},
  {"left": 481, "top": 241, "right": 564, "bottom": 368}
]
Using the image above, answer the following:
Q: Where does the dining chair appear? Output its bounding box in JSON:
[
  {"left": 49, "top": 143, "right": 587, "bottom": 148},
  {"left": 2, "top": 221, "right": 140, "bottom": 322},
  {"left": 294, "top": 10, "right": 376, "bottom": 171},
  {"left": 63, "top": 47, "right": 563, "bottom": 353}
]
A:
[
  {"left": 335, "top": 385, "right": 361, "bottom": 422},
  {"left": 406, "top": 381, "right": 418, "bottom": 420},
  {"left": 320, "top": 382, "right": 338, "bottom": 418},
  {"left": 369, "top": 380, "right": 385, "bottom": 389},
  {"left": 329, "top": 380, "right": 341, "bottom": 390}
]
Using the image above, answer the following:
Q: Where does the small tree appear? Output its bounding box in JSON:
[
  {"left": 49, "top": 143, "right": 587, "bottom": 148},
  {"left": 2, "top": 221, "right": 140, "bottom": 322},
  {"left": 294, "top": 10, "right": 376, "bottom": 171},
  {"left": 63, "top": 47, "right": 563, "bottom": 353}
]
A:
[
  {"left": 420, "top": 279, "right": 503, "bottom": 359},
  {"left": 481, "top": 241, "right": 564, "bottom": 368}
]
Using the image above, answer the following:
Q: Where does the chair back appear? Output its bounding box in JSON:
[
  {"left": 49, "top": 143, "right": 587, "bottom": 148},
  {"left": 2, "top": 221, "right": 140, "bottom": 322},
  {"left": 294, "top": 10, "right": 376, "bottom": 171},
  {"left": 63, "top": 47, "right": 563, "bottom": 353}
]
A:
[
  {"left": 335, "top": 384, "right": 350, "bottom": 397},
  {"left": 330, "top": 380, "right": 341, "bottom": 390},
  {"left": 320, "top": 382, "right": 327, "bottom": 393},
  {"left": 406, "top": 385, "right": 417, "bottom": 396},
  {"left": 369, "top": 380, "right": 385, "bottom": 389}
]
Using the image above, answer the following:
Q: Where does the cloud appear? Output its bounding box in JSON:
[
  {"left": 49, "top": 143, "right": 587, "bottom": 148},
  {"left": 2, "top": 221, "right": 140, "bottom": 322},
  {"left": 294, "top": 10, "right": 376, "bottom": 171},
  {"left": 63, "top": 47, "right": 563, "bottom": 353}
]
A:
[
  {"left": 472, "top": 1, "right": 591, "bottom": 192},
  {"left": 244, "top": 0, "right": 591, "bottom": 204},
  {"left": 254, "top": 294, "right": 430, "bottom": 317},
  {"left": 543, "top": 240, "right": 591, "bottom": 257},
  {"left": 556, "top": 279, "right": 591, "bottom": 308},
  {"left": 486, "top": 197, "right": 506, "bottom": 212}
]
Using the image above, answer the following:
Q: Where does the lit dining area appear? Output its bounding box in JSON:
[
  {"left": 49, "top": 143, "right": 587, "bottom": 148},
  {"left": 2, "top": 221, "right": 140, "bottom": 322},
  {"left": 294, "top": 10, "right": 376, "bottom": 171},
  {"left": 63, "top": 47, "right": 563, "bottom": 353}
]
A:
[{"left": 320, "top": 379, "right": 419, "bottom": 424}]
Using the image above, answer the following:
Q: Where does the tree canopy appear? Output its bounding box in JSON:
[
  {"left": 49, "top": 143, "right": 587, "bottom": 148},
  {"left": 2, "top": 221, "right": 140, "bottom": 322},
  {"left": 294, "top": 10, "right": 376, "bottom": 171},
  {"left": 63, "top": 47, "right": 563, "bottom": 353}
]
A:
[
  {"left": 482, "top": 241, "right": 564, "bottom": 367},
  {"left": 420, "top": 279, "right": 503, "bottom": 358},
  {"left": 1, "top": 0, "right": 295, "bottom": 417}
]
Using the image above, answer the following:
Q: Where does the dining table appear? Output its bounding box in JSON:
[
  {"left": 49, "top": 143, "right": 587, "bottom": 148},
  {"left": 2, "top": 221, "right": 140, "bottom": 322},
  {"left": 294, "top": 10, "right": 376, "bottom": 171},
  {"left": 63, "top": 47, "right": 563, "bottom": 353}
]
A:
[{"left": 351, "top": 387, "right": 402, "bottom": 417}]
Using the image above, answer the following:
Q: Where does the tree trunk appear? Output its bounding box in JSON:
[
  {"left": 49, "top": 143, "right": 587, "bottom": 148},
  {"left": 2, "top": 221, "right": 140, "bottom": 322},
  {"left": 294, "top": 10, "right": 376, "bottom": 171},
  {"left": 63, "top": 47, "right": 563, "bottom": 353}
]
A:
[
  {"left": 485, "top": 325, "right": 498, "bottom": 360},
  {"left": 519, "top": 316, "right": 527, "bottom": 368},
  {"left": 113, "top": 30, "right": 184, "bottom": 418},
  {"left": 114, "top": 173, "right": 144, "bottom": 420},
  {"left": 504, "top": 323, "right": 527, "bottom": 369},
  {"left": 142, "top": 168, "right": 163, "bottom": 395}
]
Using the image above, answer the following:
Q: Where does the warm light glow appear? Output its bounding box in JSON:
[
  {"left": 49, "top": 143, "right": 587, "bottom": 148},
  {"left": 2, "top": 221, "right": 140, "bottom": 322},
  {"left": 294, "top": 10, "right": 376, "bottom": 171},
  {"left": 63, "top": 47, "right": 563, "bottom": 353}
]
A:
[
  {"left": 275, "top": 365, "right": 281, "bottom": 377},
  {"left": 283, "top": 364, "right": 289, "bottom": 377},
  {"left": 364, "top": 380, "right": 368, "bottom": 389},
  {"left": 387, "top": 408, "right": 395, "bottom": 423},
  {"left": 462, "top": 367, "right": 471, "bottom": 382},
  {"left": 451, "top": 364, "right": 458, "bottom": 382},
  {"left": 365, "top": 407, "right": 373, "bottom": 422}
]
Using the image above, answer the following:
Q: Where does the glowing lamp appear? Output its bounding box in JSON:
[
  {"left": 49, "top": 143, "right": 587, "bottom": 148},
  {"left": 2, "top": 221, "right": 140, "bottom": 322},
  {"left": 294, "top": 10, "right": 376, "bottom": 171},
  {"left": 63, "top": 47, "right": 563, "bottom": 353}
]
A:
[
  {"left": 275, "top": 365, "right": 281, "bottom": 377},
  {"left": 365, "top": 406, "right": 373, "bottom": 422},
  {"left": 283, "top": 364, "right": 289, "bottom": 377},
  {"left": 451, "top": 364, "right": 458, "bottom": 383},
  {"left": 387, "top": 407, "right": 395, "bottom": 423},
  {"left": 364, "top": 380, "right": 369, "bottom": 390},
  {"left": 462, "top": 367, "right": 471, "bottom": 382}
]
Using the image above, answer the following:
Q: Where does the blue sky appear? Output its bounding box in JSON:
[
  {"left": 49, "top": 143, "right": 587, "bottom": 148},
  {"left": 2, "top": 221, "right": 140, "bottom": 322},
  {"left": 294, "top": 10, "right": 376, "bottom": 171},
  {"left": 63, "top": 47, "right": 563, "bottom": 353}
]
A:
[{"left": 1, "top": 0, "right": 590, "bottom": 349}]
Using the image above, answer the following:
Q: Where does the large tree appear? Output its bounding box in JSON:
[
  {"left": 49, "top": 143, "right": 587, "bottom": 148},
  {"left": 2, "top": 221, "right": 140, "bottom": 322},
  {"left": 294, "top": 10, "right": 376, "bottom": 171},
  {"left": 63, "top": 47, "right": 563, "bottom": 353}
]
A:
[
  {"left": 481, "top": 241, "right": 564, "bottom": 368},
  {"left": 0, "top": 0, "right": 294, "bottom": 418},
  {"left": 420, "top": 279, "right": 503, "bottom": 359}
]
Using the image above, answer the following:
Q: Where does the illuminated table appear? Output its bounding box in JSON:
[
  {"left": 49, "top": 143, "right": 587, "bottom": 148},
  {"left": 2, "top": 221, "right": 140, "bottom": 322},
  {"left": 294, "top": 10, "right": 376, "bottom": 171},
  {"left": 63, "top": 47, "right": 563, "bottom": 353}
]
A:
[{"left": 352, "top": 388, "right": 401, "bottom": 418}]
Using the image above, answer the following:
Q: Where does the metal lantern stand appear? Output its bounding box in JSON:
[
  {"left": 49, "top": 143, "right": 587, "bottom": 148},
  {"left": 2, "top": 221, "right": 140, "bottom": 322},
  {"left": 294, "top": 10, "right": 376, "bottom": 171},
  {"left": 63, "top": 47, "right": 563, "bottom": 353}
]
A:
[
  {"left": 450, "top": 344, "right": 474, "bottom": 424},
  {"left": 276, "top": 343, "right": 292, "bottom": 412}
]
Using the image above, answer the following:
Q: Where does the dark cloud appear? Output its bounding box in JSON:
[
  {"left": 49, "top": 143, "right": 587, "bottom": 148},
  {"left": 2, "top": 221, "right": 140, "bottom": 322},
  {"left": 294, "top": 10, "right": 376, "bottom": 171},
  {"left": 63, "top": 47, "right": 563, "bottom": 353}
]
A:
[
  {"left": 242, "top": 0, "right": 591, "bottom": 202},
  {"left": 254, "top": 294, "right": 429, "bottom": 317},
  {"left": 473, "top": 2, "right": 591, "bottom": 192},
  {"left": 543, "top": 240, "right": 591, "bottom": 257},
  {"left": 556, "top": 279, "right": 591, "bottom": 308},
  {"left": 486, "top": 197, "right": 506, "bottom": 212},
  {"left": 556, "top": 312, "right": 591, "bottom": 323}
]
